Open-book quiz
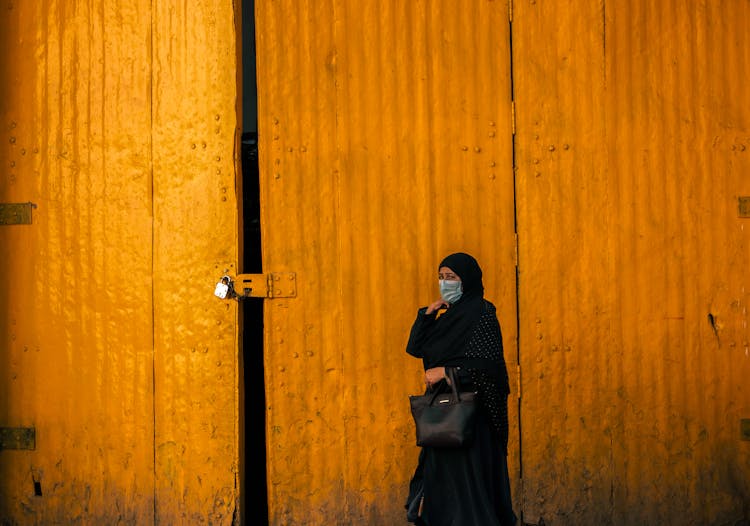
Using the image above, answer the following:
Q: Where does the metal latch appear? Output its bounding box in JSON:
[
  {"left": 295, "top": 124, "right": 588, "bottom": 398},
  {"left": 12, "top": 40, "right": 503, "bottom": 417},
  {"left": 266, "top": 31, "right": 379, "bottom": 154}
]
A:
[
  {"left": 214, "top": 273, "right": 296, "bottom": 300},
  {"left": 0, "top": 427, "right": 36, "bottom": 450}
]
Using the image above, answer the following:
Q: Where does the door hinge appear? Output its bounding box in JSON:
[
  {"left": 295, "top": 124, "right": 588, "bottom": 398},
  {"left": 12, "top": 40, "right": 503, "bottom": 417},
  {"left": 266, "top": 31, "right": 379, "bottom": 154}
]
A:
[
  {"left": 0, "top": 427, "right": 36, "bottom": 450},
  {"left": 0, "top": 202, "right": 36, "bottom": 225},
  {"left": 214, "top": 273, "right": 297, "bottom": 300}
]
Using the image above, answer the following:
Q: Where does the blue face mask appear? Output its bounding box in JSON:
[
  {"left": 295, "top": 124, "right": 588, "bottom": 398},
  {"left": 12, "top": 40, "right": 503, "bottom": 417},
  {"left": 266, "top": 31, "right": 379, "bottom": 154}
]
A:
[{"left": 439, "top": 279, "right": 463, "bottom": 304}]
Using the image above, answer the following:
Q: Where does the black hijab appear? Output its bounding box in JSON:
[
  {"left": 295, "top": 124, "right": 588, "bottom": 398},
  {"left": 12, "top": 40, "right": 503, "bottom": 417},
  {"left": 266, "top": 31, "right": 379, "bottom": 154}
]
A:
[{"left": 419, "top": 252, "right": 486, "bottom": 368}]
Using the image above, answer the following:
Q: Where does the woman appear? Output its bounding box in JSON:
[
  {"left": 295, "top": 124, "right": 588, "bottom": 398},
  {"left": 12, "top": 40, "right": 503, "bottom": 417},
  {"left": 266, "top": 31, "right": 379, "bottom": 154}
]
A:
[{"left": 405, "top": 252, "right": 516, "bottom": 526}]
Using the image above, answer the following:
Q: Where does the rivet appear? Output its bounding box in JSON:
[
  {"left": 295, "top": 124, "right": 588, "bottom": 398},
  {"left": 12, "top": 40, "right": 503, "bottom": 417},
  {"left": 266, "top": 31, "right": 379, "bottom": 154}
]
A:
[
  {"left": 535, "top": 172, "right": 541, "bottom": 177},
  {"left": 461, "top": 146, "right": 469, "bottom": 151},
  {"left": 274, "top": 275, "right": 281, "bottom": 281},
  {"left": 275, "top": 173, "right": 281, "bottom": 179},
  {"left": 202, "top": 142, "right": 207, "bottom": 148},
  {"left": 490, "top": 161, "right": 496, "bottom": 167},
  {"left": 537, "top": 334, "right": 543, "bottom": 340},
  {"left": 222, "top": 187, "right": 227, "bottom": 193},
  {"left": 20, "top": 148, "right": 25, "bottom": 155},
  {"left": 10, "top": 161, "right": 15, "bottom": 167},
  {"left": 565, "top": 346, "right": 571, "bottom": 352},
  {"left": 289, "top": 275, "right": 294, "bottom": 280},
  {"left": 563, "top": 144, "right": 570, "bottom": 150},
  {"left": 191, "top": 143, "right": 196, "bottom": 149},
  {"left": 216, "top": 361, "right": 222, "bottom": 366},
  {"left": 732, "top": 145, "right": 737, "bottom": 151},
  {"left": 488, "top": 131, "right": 495, "bottom": 137},
  {"left": 548, "top": 145, "right": 555, "bottom": 151},
  {"left": 33, "top": 147, "right": 38, "bottom": 153},
  {"left": 215, "top": 156, "right": 221, "bottom": 162},
  {"left": 551, "top": 346, "right": 558, "bottom": 352},
  {"left": 215, "top": 114, "right": 221, "bottom": 121},
  {"left": 306, "top": 351, "right": 314, "bottom": 357},
  {"left": 474, "top": 147, "right": 481, "bottom": 153},
  {"left": 221, "top": 196, "right": 227, "bottom": 201},
  {"left": 533, "top": 159, "right": 539, "bottom": 164},
  {"left": 215, "top": 127, "right": 220, "bottom": 134},
  {"left": 300, "top": 146, "right": 307, "bottom": 152},
  {"left": 216, "top": 169, "right": 221, "bottom": 175},
  {"left": 10, "top": 121, "right": 16, "bottom": 128},
  {"left": 489, "top": 174, "right": 496, "bottom": 180},
  {"left": 534, "top": 134, "right": 539, "bottom": 140},
  {"left": 273, "top": 118, "right": 279, "bottom": 124},
  {"left": 279, "top": 366, "right": 285, "bottom": 372},
  {"left": 9, "top": 136, "right": 16, "bottom": 143},
  {"left": 287, "top": 147, "right": 293, "bottom": 152},
  {"left": 273, "top": 135, "right": 279, "bottom": 140},
  {"left": 489, "top": 121, "right": 495, "bottom": 127},
  {"left": 742, "top": 145, "right": 747, "bottom": 152},
  {"left": 293, "top": 352, "right": 299, "bottom": 358}
]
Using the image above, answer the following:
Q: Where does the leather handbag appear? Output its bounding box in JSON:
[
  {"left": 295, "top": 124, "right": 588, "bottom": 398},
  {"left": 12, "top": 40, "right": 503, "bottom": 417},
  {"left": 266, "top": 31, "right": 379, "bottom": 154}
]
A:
[{"left": 409, "top": 367, "right": 478, "bottom": 448}]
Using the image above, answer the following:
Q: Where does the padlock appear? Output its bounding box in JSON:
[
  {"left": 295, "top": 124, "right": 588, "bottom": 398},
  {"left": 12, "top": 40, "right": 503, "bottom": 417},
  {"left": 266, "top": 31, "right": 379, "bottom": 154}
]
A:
[{"left": 214, "top": 275, "right": 233, "bottom": 299}]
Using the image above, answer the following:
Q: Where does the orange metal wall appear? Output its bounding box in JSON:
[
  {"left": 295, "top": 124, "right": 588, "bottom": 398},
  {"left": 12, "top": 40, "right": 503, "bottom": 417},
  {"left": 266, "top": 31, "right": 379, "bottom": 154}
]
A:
[
  {"left": 1, "top": 1, "right": 241, "bottom": 524},
  {"left": 515, "top": 1, "right": 750, "bottom": 524},
  {"left": 254, "top": 1, "right": 517, "bottom": 523},
  {"left": 4, "top": 0, "right": 750, "bottom": 525}
]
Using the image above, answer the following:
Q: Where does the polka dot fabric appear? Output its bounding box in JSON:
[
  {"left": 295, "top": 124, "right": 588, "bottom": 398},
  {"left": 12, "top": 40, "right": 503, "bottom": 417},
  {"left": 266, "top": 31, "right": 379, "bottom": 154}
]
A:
[{"left": 463, "top": 300, "right": 511, "bottom": 453}]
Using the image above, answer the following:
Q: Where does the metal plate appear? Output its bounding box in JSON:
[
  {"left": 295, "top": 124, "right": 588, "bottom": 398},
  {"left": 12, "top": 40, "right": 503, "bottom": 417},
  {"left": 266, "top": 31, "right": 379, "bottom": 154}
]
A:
[
  {"left": 0, "top": 427, "right": 36, "bottom": 450},
  {"left": 738, "top": 197, "right": 750, "bottom": 218},
  {"left": 741, "top": 419, "right": 750, "bottom": 441},
  {"left": 0, "top": 202, "right": 35, "bottom": 225}
]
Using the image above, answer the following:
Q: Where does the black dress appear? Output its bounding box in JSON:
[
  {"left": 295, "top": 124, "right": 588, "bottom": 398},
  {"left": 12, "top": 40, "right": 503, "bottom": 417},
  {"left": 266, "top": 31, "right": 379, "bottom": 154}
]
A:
[{"left": 405, "top": 301, "right": 516, "bottom": 526}]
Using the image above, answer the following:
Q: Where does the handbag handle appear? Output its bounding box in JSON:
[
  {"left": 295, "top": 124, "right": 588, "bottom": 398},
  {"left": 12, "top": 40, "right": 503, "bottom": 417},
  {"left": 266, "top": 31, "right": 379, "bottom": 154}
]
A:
[{"left": 427, "top": 366, "right": 464, "bottom": 405}]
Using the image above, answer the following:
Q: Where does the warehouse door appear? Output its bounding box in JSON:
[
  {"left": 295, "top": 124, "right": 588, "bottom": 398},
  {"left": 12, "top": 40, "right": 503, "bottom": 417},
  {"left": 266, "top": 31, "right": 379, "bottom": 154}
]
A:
[
  {"left": 513, "top": 2, "right": 750, "bottom": 525},
  {"left": 253, "top": 2, "right": 519, "bottom": 524}
]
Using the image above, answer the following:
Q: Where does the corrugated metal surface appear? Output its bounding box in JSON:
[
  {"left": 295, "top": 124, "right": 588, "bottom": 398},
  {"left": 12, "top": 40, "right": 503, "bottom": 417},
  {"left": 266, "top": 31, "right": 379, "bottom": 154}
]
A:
[
  {"left": 0, "top": 1, "right": 155, "bottom": 522},
  {"left": 151, "top": 0, "right": 241, "bottom": 522},
  {"left": 0, "top": 1, "right": 240, "bottom": 523},
  {"left": 515, "top": 1, "right": 750, "bottom": 524},
  {"left": 254, "top": 1, "right": 517, "bottom": 523}
]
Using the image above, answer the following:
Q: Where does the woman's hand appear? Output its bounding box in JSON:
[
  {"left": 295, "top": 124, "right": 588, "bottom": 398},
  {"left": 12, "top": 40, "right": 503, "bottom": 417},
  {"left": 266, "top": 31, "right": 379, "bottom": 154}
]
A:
[
  {"left": 425, "top": 299, "right": 449, "bottom": 315},
  {"left": 424, "top": 367, "right": 447, "bottom": 388}
]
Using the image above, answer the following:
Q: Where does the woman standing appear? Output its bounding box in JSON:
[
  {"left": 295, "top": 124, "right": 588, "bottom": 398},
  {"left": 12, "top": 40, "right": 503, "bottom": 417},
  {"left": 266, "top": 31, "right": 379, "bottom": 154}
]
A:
[{"left": 405, "top": 252, "right": 516, "bottom": 526}]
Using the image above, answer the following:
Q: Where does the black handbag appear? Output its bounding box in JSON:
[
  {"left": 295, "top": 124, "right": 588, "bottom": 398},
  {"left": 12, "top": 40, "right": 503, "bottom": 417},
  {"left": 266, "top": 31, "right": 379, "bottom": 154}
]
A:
[{"left": 409, "top": 367, "right": 478, "bottom": 448}]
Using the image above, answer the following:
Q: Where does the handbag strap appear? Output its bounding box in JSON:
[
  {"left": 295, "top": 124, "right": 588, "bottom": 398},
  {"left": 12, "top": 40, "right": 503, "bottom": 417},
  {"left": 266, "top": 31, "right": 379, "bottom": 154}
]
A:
[{"left": 427, "top": 366, "right": 464, "bottom": 404}]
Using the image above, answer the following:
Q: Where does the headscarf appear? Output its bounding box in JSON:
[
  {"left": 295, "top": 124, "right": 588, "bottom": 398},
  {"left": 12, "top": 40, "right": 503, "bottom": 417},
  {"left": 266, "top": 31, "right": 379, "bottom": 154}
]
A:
[{"left": 413, "top": 252, "right": 487, "bottom": 368}]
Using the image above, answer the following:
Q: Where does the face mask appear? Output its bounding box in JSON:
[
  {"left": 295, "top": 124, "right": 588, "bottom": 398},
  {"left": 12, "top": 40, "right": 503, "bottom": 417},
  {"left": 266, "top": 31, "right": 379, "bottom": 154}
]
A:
[{"left": 439, "top": 279, "right": 463, "bottom": 304}]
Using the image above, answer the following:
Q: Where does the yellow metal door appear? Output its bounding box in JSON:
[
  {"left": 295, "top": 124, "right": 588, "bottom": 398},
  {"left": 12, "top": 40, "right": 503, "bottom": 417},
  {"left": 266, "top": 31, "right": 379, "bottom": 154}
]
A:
[
  {"left": 255, "top": 1, "right": 518, "bottom": 523},
  {"left": 0, "top": 2, "right": 155, "bottom": 522},
  {"left": 514, "top": 1, "right": 750, "bottom": 524},
  {"left": 1, "top": 1, "right": 241, "bottom": 523}
]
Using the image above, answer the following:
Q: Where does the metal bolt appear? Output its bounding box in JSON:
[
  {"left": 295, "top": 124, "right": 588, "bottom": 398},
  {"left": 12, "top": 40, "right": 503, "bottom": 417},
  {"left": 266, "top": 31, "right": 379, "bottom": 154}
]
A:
[
  {"left": 490, "top": 161, "right": 496, "bottom": 167},
  {"left": 191, "top": 143, "right": 196, "bottom": 149},
  {"left": 215, "top": 114, "right": 221, "bottom": 121},
  {"left": 533, "top": 159, "right": 539, "bottom": 164},
  {"left": 488, "top": 131, "right": 496, "bottom": 137},
  {"left": 275, "top": 173, "right": 281, "bottom": 179},
  {"left": 548, "top": 145, "right": 555, "bottom": 151},
  {"left": 461, "top": 146, "right": 469, "bottom": 151},
  {"left": 474, "top": 147, "right": 481, "bottom": 153},
  {"left": 563, "top": 144, "right": 570, "bottom": 150},
  {"left": 9, "top": 136, "right": 15, "bottom": 143}
]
